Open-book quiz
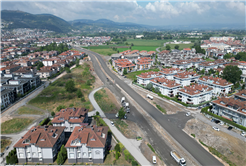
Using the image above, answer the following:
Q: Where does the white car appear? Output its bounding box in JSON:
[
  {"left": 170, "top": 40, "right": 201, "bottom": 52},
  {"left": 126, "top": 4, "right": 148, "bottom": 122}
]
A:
[
  {"left": 186, "top": 112, "right": 191, "bottom": 116},
  {"left": 110, "top": 121, "right": 114, "bottom": 127},
  {"left": 241, "top": 132, "right": 246, "bottom": 137},
  {"left": 152, "top": 156, "right": 157, "bottom": 164},
  {"left": 212, "top": 126, "right": 220, "bottom": 131},
  {"left": 219, "top": 122, "right": 224, "bottom": 126}
]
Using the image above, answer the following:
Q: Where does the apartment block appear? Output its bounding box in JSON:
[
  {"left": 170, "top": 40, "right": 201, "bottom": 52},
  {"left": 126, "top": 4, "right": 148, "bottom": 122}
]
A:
[
  {"left": 174, "top": 71, "right": 200, "bottom": 87},
  {"left": 136, "top": 71, "right": 162, "bottom": 86}
]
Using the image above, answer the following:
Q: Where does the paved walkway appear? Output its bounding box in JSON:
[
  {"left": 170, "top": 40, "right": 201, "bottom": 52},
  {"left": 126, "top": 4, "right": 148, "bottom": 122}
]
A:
[{"left": 88, "top": 87, "right": 152, "bottom": 166}]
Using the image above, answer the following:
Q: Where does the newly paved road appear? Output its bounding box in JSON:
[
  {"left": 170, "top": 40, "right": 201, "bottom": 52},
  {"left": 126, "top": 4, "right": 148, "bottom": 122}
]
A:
[{"left": 76, "top": 47, "right": 223, "bottom": 166}]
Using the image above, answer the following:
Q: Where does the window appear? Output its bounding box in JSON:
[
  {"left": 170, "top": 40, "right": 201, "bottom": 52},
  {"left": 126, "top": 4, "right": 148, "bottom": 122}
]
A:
[
  {"left": 69, "top": 153, "right": 75, "bottom": 158},
  {"left": 19, "top": 148, "right": 24, "bottom": 152},
  {"left": 83, "top": 152, "right": 87, "bottom": 157},
  {"left": 69, "top": 148, "right": 74, "bottom": 152},
  {"left": 32, "top": 152, "right": 36, "bottom": 156},
  {"left": 77, "top": 152, "right": 81, "bottom": 158},
  {"left": 88, "top": 147, "right": 91, "bottom": 152},
  {"left": 39, "top": 158, "right": 42, "bottom": 161},
  {"left": 38, "top": 152, "right": 42, "bottom": 158},
  {"left": 27, "top": 152, "right": 31, "bottom": 158},
  {"left": 38, "top": 147, "right": 41, "bottom": 152},
  {"left": 19, "top": 153, "right": 24, "bottom": 158}
]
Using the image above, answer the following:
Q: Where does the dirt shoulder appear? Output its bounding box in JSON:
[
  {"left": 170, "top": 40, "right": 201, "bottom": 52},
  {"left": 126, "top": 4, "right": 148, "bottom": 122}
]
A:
[{"left": 184, "top": 118, "right": 246, "bottom": 166}]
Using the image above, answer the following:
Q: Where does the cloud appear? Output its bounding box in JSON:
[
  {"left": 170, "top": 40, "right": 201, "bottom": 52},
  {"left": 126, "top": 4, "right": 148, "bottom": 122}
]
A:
[{"left": 1, "top": 1, "right": 245, "bottom": 26}]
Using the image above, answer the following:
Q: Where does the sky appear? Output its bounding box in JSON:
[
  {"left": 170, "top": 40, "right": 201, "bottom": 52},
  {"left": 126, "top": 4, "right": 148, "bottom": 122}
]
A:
[{"left": 1, "top": 0, "right": 246, "bottom": 26}]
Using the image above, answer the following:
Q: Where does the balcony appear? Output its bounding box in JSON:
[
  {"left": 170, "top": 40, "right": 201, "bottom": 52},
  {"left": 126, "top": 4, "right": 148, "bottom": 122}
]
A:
[{"left": 186, "top": 101, "right": 193, "bottom": 104}]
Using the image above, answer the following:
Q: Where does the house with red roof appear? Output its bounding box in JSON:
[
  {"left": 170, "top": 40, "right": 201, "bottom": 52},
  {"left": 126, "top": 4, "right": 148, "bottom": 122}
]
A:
[
  {"left": 174, "top": 71, "right": 200, "bottom": 87},
  {"left": 14, "top": 125, "right": 66, "bottom": 163},
  {"left": 52, "top": 107, "right": 88, "bottom": 132},
  {"left": 113, "top": 59, "right": 136, "bottom": 75},
  {"left": 136, "top": 57, "right": 153, "bottom": 70},
  {"left": 65, "top": 125, "right": 109, "bottom": 163},
  {"left": 150, "top": 77, "right": 181, "bottom": 97},
  {"left": 178, "top": 84, "right": 213, "bottom": 105}
]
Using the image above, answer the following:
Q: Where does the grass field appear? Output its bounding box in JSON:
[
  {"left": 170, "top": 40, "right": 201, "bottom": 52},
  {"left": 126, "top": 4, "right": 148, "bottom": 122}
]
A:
[
  {"left": 1, "top": 139, "right": 11, "bottom": 153},
  {"left": 28, "top": 63, "right": 95, "bottom": 112},
  {"left": 117, "top": 46, "right": 157, "bottom": 52},
  {"left": 206, "top": 58, "right": 215, "bottom": 61},
  {"left": 1, "top": 118, "right": 34, "bottom": 134},
  {"left": 17, "top": 106, "right": 44, "bottom": 115},
  {"left": 94, "top": 88, "right": 119, "bottom": 113},
  {"left": 126, "top": 68, "right": 160, "bottom": 80},
  {"left": 104, "top": 150, "right": 131, "bottom": 165},
  {"left": 127, "top": 39, "right": 171, "bottom": 46},
  {"left": 89, "top": 48, "right": 118, "bottom": 56},
  {"left": 161, "top": 43, "right": 194, "bottom": 50}
]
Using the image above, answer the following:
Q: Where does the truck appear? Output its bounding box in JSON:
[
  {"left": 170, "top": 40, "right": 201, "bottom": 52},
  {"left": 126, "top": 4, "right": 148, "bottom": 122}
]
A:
[{"left": 170, "top": 151, "right": 186, "bottom": 166}]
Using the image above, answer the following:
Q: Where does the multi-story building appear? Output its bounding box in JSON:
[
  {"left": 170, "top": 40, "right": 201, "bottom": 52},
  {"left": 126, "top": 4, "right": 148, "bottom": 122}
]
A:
[
  {"left": 136, "top": 57, "right": 153, "bottom": 70},
  {"left": 65, "top": 125, "right": 109, "bottom": 163},
  {"left": 159, "top": 68, "right": 184, "bottom": 80},
  {"left": 178, "top": 84, "right": 213, "bottom": 105},
  {"left": 150, "top": 77, "right": 181, "bottom": 97},
  {"left": 211, "top": 97, "right": 246, "bottom": 127},
  {"left": 14, "top": 125, "right": 66, "bottom": 163},
  {"left": 198, "top": 76, "right": 233, "bottom": 96},
  {"left": 136, "top": 71, "right": 162, "bottom": 86},
  {"left": 174, "top": 71, "right": 200, "bottom": 87},
  {"left": 234, "top": 89, "right": 246, "bottom": 101},
  {"left": 52, "top": 107, "right": 88, "bottom": 132},
  {"left": 172, "top": 60, "right": 193, "bottom": 69},
  {"left": 113, "top": 59, "right": 136, "bottom": 75},
  {"left": 0, "top": 87, "right": 15, "bottom": 108}
]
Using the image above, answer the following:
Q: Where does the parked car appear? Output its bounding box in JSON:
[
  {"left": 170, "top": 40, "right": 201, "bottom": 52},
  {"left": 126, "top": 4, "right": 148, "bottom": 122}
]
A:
[
  {"left": 211, "top": 119, "right": 215, "bottom": 122},
  {"left": 115, "top": 112, "right": 119, "bottom": 118},
  {"left": 147, "top": 94, "right": 153, "bottom": 100},
  {"left": 212, "top": 126, "right": 220, "bottom": 131},
  {"left": 0, "top": 153, "right": 4, "bottom": 157},
  {"left": 186, "top": 112, "right": 191, "bottom": 116},
  {"left": 214, "top": 120, "right": 220, "bottom": 124},
  {"left": 110, "top": 121, "right": 114, "bottom": 127},
  {"left": 219, "top": 122, "right": 224, "bottom": 126},
  {"left": 240, "top": 132, "right": 246, "bottom": 137},
  {"left": 136, "top": 136, "right": 142, "bottom": 141},
  {"left": 124, "top": 115, "right": 127, "bottom": 119},
  {"left": 153, "top": 156, "right": 157, "bottom": 164},
  {"left": 228, "top": 126, "right": 233, "bottom": 130},
  {"left": 5, "top": 146, "right": 9, "bottom": 150}
]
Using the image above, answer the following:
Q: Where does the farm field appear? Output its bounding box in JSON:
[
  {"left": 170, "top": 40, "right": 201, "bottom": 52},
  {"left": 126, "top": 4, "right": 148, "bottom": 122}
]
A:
[{"left": 161, "top": 43, "right": 194, "bottom": 51}]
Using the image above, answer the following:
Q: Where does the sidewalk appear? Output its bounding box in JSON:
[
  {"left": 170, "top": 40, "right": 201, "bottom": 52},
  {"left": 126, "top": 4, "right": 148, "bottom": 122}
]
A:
[{"left": 88, "top": 87, "right": 152, "bottom": 166}]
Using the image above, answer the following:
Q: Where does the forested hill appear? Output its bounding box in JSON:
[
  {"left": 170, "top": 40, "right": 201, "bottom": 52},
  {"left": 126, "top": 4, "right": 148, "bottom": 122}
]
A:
[{"left": 1, "top": 10, "right": 73, "bottom": 33}]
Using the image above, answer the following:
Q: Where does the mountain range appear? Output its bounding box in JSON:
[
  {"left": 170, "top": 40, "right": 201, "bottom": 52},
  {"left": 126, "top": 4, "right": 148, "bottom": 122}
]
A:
[{"left": 1, "top": 10, "right": 245, "bottom": 33}]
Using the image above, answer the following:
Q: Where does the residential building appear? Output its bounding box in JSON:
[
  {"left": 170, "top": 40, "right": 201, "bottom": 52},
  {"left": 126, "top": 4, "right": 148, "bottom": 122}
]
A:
[
  {"left": 172, "top": 60, "right": 193, "bottom": 69},
  {"left": 159, "top": 68, "right": 184, "bottom": 80},
  {"left": 211, "top": 97, "right": 246, "bottom": 127},
  {"left": 4, "top": 65, "right": 21, "bottom": 74},
  {"left": 14, "top": 125, "right": 66, "bottom": 164},
  {"left": 52, "top": 107, "right": 89, "bottom": 132},
  {"left": 234, "top": 89, "right": 246, "bottom": 101},
  {"left": 136, "top": 57, "right": 153, "bottom": 70},
  {"left": 136, "top": 71, "right": 162, "bottom": 86},
  {"left": 65, "top": 125, "right": 109, "bottom": 163},
  {"left": 198, "top": 76, "right": 233, "bottom": 96},
  {"left": 1, "top": 87, "right": 15, "bottom": 108},
  {"left": 150, "top": 77, "right": 181, "bottom": 97},
  {"left": 174, "top": 71, "right": 200, "bottom": 87},
  {"left": 178, "top": 84, "right": 213, "bottom": 105},
  {"left": 113, "top": 59, "right": 136, "bottom": 75}
]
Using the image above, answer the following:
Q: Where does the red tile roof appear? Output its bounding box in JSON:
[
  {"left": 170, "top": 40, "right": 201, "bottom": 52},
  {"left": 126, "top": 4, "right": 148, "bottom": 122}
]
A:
[
  {"left": 179, "top": 84, "right": 213, "bottom": 95},
  {"left": 65, "top": 125, "right": 108, "bottom": 148},
  {"left": 137, "top": 71, "right": 161, "bottom": 78},
  {"left": 150, "top": 77, "right": 181, "bottom": 88},
  {"left": 199, "top": 76, "right": 233, "bottom": 87},
  {"left": 14, "top": 125, "right": 65, "bottom": 148},
  {"left": 174, "top": 71, "right": 199, "bottom": 79}
]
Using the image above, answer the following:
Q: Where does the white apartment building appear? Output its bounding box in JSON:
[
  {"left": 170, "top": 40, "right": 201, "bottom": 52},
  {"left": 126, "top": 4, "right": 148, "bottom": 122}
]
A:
[
  {"left": 136, "top": 71, "right": 162, "bottom": 86},
  {"left": 52, "top": 107, "right": 88, "bottom": 132},
  {"left": 178, "top": 84, "right": 213, "bottom": 105},
  {"left": 211, "top": 97, "right": 246, "bottom": 127},
  {"left": 172, "top": 60, "right": 193, "bottom": 69},
  {"left": 65, "top": 125, "right": 109, "bottom": 163},
  {"left": 159, "top": 68, "right": 184, "bottom": 80},
  {"left": 198, "top": 76, "right": 233, "bottom": 96},
  {"left": 174, "top": 71, "right": 200, "bottom": 87},
  {"left": 14, "top": 126, "right": 65, "bottom": 164},
  {"left": 0, "top": 87, "right": 15, "bottom": 108},
  {"left": 150, "top": 77, "right": 181, "bottom": 97}
]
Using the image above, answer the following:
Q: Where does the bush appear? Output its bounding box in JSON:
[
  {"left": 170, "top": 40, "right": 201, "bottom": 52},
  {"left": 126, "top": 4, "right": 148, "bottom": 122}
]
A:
[
  {"left": 191, "top": 134, "right": 195, "bottom": 138},
  {"left": 118, "top": 108, "right": 126, "bottom": 119},
  {"left": 51, "top": 111, "right": 55, "bottom": 117},
  {"left": 81, "top": 97, "right": 86, "bottom": 102},
  {"left": 132, "top": 160, "right": 138, "bottom": 166},
  {"left": 77, "top": 90, "right": 83, "bottom": 98},
  {"left": 115, "top": 151, "right": 120, "bottom": 160},
  {"left": 57, "top": 105, "right": 66, "bottom": 111},
  {"left": 114, "top": 143, "right": 121, "bottom": 152},
  {"left": 69, "top": 103, "right": 74, "bottom": 107},
  {"left": 39, "top": 118, "right": 50, "bottom": 126},
  {"left": 147, "top": 143, "right": 155, "bottom": 153},
  {"left": 86, "top": 80, "right": 91, "bottom": 86},
  {"left": 146, "top": 83, "right": 153, "bottom": 90},
  {"left": 124, "top": 149, "right": 134, "bottom": 163},
  {"left": 96, "top": 111, "right": 100, "bottom": 116},
  {"left": 65, "top": 80, "right": 76, "bottom": 93},
  {"left": 57, "top": 145, "right": 67, "bottom": 165}
]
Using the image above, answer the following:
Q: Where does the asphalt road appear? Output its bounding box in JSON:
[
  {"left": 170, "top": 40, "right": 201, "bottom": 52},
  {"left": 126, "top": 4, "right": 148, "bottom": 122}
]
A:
[{"left": 76, "top": 47, "right": 223, "bottom": 166}]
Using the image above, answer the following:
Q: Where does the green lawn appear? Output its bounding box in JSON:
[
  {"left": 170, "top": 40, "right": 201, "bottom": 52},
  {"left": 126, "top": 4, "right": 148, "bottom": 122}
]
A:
[
  {"left": 127, "top": 39, "right": 171, "bottom": 46},
  {"left": 17, "top": 106, "right": 44, "bottom": 115},
  {"left": 117, "top": 46, "right": 157, "bottom": 52},
  {"left": 206, "top": 58, "right": 215, "bottom": 61},
  {"left": 89, "top": 48, "right": 118, "bottom": 56},
  {"left": 28, "top": 63, "right": 95, "bottom": 112},
  {"left": 1, "top": 118, "right": 34, "bottom": 134},
  {"left": 126, "top": 68, "right": 160, "bottom": 80}
]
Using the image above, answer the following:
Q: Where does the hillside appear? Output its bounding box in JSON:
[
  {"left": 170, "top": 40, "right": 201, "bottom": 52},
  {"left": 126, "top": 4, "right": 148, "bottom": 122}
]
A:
[{"left": 1, "top": 10, "right": 73, "bottom": 33}]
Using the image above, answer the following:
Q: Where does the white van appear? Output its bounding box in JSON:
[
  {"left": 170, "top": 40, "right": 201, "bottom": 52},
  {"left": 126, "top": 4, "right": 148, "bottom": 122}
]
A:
[
  {"left": 152, "top": 156, "right": 157, "bottom": 164},
  {"left": 147, "top": 94, "right": 153, "bottom": 100}
]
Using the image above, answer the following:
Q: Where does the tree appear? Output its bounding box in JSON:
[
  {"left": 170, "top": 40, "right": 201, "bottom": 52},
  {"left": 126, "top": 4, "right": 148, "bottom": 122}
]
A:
[
  {"left": 194, "top": 45, "right": 205, "bottom": 54},
  {"left": 146, "top": 83, "right": 153, "bottom": 90},
  {"left": 86, "top": 80, "right": 91, "bottom": 86},
  {"left": 223, "top": 53, "right": 232, "bottom": 59},
  {"left": 222, "top": 65, "right": 242, "bottom": 84},
  {"left": 37, "top": 62, "right": 44, "bottom": 70},
  {"left": 154, "top": 87, "right": 160, "bottom": 93},
  {"left": 57, "top": 151, "right": 64, "bottom": 165},
  {"left": 132, "top": 160, "right": 138, "bottom": 166},
  {"left": 174, "top": 45, "right": 179, "bottom": 49},
  {"left": 76, "top": 58, "right": 80, "bottom": 67},
  {"left": 65, "top": 67, "right": 71, "bottom": 73},
  {"left": 51, "top": 111, "right": 55, "bottom": 117},
  {"left": 166, "top": 45, "right": 171, "bottom": 50},
  {"left": 57, "top": 105, "right": 66, "bottom": 111},
  {"left": 96, "top": 111, "right": 100, "bottom": 116},
  {"left": 118, "top": 108, "right": 126, "bottom": 119},
  {"left": 6, "top": 148, "right": 18, "bottom": 165},
  {"left": 123, "top": 68, "right": 127, "bottom": 75},
  {"left": 65, "top": 80, "right": 76, "bottom": 92},
  {"left": 57, "top": 145, "right": 67, "bottom": 165},
  {"left": 77, "top": 90, "right": 83, "bottom": 98},
  {"left": 114, "top": 143, "right": 121, "bottom": 152}
]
